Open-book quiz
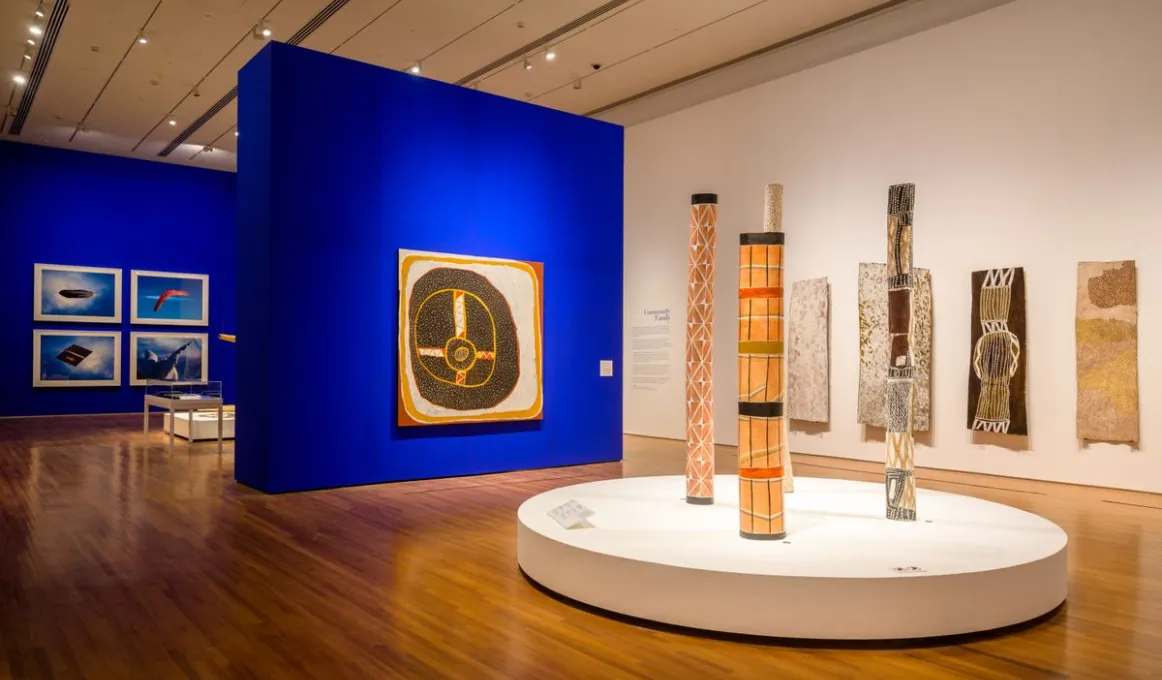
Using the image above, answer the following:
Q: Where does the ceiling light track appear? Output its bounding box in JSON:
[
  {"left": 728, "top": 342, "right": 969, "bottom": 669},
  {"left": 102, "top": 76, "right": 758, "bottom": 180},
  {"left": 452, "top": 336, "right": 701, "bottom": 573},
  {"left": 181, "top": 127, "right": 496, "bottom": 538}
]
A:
[
  {"left": 583, "top": 0, "right": 911, "bottom": 117},
  {"left": 69, "top": 0, "right": 163, "bottom": 142},
  {"left": 132, "top": 0, "right": 288, "bottom": 153},
  {"left": 158, "top": 0, "right": 352, "bottom": 157},
  {"left": 455, "top": 0, "right": 633, "bottom": 86},
  {"left": 328, "top": 0, "right": 403, "bottom": 56},
  {"left": 8, "top": 0, "right": 69, "bottom": 136}
]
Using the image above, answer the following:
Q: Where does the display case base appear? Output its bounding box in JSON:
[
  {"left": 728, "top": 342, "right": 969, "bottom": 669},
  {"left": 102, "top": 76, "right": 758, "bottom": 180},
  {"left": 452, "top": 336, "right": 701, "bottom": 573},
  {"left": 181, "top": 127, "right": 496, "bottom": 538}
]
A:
[
  {"left": 164, "top": 411, "right": 236, "bottom": 441},
  {"left": 517, "top": 475, "right": 1067, "bottom": 640}
]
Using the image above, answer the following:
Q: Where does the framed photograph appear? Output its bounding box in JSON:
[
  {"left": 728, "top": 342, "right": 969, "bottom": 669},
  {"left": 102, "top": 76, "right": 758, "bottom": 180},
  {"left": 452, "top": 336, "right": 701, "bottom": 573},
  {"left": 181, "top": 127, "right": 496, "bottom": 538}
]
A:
[
  {"left": 398, "top": 249, "right": 543, "bottom": 426},
  {"left": 33, "top": 330, "right": 121, "bottom": 387},
  {"left": 129, "top": 332, "right": 209, "bottom": 386},
  {"left": 130, "top": 270, "right": 209, "bottom": 326},
  {"left": 34, "top": 263, "right": 122, "bottom": 323}
]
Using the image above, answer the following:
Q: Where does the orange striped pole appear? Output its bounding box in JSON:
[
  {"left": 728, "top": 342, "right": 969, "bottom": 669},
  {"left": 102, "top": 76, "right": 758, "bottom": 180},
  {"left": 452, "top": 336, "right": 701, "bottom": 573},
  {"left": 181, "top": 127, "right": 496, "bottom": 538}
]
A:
[{"left": 738, "top": 184, "right": 789, "bottom": 539}]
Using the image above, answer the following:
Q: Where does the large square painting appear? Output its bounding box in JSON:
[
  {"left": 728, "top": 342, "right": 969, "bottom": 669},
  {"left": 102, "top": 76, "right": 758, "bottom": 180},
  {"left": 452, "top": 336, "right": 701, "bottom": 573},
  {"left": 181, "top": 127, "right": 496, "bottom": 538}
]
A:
[
  {"left": 130, "top": 270, "right": 209, "bottom": 326},
  {"left": 33, "top": 330, "right": 121, "bottom": 387},
  {"left": 130, "top": 332, "right": 209, "bottom": 386},
  {"left": 398, "top": 249, "right": 543, "bottom": 426},
  {"left": 34, "top": 263, "right": 122, "bottom": 323}
]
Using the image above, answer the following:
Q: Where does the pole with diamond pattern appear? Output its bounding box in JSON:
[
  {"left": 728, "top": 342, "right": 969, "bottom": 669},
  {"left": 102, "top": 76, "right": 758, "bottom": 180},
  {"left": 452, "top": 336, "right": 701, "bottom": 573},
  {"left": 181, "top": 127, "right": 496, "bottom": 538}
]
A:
[{"left": 685, "top": 193, "right": 717, "bottom": 504}]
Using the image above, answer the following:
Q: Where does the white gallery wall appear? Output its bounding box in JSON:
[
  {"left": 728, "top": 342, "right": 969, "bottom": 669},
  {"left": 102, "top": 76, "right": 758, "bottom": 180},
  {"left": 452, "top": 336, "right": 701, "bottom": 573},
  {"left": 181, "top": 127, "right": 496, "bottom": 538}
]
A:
[{"left": 623, "top": 0, "right": 1162, "bottom": 493}]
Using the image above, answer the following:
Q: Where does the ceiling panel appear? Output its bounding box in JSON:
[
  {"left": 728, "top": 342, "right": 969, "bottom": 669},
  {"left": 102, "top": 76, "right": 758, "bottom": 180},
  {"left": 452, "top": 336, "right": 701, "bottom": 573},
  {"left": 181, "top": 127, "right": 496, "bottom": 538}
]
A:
[{"left": 2, "top": 0, "right": 900, "bottom": 169}]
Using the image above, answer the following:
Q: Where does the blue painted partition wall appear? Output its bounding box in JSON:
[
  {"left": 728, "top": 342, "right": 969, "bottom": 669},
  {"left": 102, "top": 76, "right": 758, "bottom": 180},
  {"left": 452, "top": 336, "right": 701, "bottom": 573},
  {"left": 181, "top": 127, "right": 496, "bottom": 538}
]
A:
[
  {"left": 0, "top": 141, "right": 236, "bottom": 417},
  {"left": 236, "top": 43, "right": 624, "bottom": 493}
]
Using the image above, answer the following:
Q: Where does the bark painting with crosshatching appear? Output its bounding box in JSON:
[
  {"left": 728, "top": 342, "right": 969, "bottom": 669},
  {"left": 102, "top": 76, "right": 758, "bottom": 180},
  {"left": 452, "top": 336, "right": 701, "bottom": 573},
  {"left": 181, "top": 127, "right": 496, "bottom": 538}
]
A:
[
  {"left": 788, "top": 278, "right": 829, "bottom": 423},
  {"left": 1076, "top": 261, "right": 1138, "bottom": 442},
  {"left": 968, "top": 268, "right": 1027, "bottom": 435}
]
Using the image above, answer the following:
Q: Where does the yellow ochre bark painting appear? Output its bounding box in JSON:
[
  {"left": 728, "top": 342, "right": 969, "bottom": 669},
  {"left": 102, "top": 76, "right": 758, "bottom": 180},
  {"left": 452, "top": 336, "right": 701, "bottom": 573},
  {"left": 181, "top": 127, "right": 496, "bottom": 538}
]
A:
[{"left": 1076, "top": 261, "right": 1138, "bottom": 443}]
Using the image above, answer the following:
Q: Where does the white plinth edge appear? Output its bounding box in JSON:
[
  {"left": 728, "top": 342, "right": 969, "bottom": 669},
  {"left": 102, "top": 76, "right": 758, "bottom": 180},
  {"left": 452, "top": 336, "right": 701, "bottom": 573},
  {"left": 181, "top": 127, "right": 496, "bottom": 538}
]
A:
[{"left": 517, "top": 475, "right": 1067, "bottom": 640}]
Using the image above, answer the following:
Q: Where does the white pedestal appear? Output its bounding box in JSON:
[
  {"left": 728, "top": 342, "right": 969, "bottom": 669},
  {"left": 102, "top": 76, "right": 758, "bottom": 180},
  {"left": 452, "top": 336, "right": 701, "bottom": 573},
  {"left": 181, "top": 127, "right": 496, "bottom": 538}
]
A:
[
  {"left": 517, "top": 475, "right": 1068, "bottom": 640},
  {"left": 164, "top": 411, "right": 236, "bottom": 441}
]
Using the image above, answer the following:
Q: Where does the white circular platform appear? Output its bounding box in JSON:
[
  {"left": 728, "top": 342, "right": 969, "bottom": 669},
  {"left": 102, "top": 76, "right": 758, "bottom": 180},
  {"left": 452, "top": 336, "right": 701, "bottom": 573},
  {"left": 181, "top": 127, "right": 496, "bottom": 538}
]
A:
[{"left": 517, "top": 475, "right": 1067, "bottom": 640}]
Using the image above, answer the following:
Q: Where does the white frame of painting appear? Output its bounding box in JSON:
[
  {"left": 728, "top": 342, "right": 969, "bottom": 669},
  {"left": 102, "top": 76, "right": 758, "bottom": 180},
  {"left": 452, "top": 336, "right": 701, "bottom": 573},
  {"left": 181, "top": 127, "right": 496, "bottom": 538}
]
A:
[
  {"left": 32, "top": 329, "right": 122, "bottom": 387},
  {"left": 130, "top": 269, "right": 210, "bottom": 326},
  {"left": 33, "top": 263, "right": 123, "bottom": 323},
  {"left": 129, "top": 331, "right": 210, "bottom": 386}
]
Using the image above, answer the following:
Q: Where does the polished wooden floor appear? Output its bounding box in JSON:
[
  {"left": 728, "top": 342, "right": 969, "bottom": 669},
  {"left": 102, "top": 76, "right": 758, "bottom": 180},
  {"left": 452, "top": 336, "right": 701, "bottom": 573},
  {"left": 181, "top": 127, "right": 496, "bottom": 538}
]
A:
[{"left": 1, "top": 416, "right": 1160, "bottom": 679}]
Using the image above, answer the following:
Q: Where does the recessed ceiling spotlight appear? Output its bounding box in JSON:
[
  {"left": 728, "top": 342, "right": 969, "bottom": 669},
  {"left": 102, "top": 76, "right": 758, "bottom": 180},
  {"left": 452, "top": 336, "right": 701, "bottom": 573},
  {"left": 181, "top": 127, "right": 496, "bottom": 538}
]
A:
[
  {"left": 29, "top": 25, "right": 43, "bottom": 36},
  {"left": 545, "top": 47, "right": 556, "bottom": 61},
  {"left": 409, "top": 62, "right": 421, "bottom": 75},
  {"left": 523, "top": 58, "right": 532, "bottom": 71},
  {"left": 13, "top": 74, "right": 27, "bottom": 85},
  {"left": 168, "top": 119, "right": 177, "bottom": 126}
]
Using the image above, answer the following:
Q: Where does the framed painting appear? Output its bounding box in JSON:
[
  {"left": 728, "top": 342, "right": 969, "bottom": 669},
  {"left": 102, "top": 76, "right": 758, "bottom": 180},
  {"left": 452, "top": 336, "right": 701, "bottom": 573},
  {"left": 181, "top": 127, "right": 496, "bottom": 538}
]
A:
[
  {"left": 33, "top": 330, "right": 121, "bottom": 387},
  {"left": 129, "top": 332, "right": 209, "bottom": 386},
  {"left": 33, "top": 263, "right": 122, "bottom": 323},
  {"left": 130, "top": 270, "right": 209, "bottom": 326},
  {"left": 398, "top": 249, "right": 543, "bottom": 426}
]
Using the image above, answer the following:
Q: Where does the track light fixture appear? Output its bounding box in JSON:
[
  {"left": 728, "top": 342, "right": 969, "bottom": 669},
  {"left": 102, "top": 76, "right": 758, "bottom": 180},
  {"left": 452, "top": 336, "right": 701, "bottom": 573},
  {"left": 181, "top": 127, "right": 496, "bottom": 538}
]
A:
[
  {"left": 22, "top": 47, "right": 33, "bottom": 60},
  {"left": 523, "top": 58, "right": 532, "bottom": 71},
  {"left": 545, "top": 47, "right": 556, "bottom": 61},
  {"left": 29, "top": 25, "right": 43, "bottom": 36},
  {"left": 234, "top": 130, "right": 239, "bottom": 137},
  {"left": 203, "top": 145, "right": 215, "bottom": 153},
  {"left": 34, "top": 4, "right": 45, "bottom": 18},
  {"left": 27, "top": 39, "right": 35, "bottom": 46},
  {"left": 253, "top": 21, "right": 272, "bottom": 40},
  {"left": 409, "top": 62, "right": 421, "bottom": 75},
  {"left": 137, "top": 33, "right": 148, "bottom": 45},
  {"left": 573, "top": 79, "right": 582, "bottom": 90},
  {"left": 168, "top": 119, "right": 177, "bottom": 126},
  {"left": 13, "top": 74, "right": 27, "bottom": 85}
]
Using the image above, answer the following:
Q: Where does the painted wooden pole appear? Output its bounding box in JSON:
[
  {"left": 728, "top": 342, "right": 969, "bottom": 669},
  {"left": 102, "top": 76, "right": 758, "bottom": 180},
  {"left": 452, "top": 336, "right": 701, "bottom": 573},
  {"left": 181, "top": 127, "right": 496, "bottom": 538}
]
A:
[
  {"left": 685, "top": 193, "right": 717, "bottom": 504},
  {"left": 738, "top": 184, "right": 790, "bottom": 539},
  {"left": 885, "top": 183, "right": 917, "bottom": 521}
]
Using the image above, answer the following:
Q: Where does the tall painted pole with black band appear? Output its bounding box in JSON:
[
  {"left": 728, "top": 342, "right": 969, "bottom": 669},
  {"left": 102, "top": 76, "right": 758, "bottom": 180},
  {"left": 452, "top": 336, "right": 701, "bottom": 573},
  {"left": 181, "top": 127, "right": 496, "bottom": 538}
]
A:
[
  {"left": 738, "top": 184, "right": 791, "bottom": 539},
  {"left": 685, "top": 193, "right": 717, "bottom": 504},
  {"left": 885, "top": 183, "right": 918, "bottom": 521}
]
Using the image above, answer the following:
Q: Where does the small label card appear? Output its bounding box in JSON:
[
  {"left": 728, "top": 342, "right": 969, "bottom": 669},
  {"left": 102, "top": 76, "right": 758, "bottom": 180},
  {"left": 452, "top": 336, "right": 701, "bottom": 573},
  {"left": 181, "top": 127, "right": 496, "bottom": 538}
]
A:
[
  {"left": 599, "top": 360, "right": 614, "bottom": 377},
  {"left": 547, "top": 500, "right": 596, "bottom": 529},
  {"left": 892, "top": 565, "right": 925, "bottom": 574}
]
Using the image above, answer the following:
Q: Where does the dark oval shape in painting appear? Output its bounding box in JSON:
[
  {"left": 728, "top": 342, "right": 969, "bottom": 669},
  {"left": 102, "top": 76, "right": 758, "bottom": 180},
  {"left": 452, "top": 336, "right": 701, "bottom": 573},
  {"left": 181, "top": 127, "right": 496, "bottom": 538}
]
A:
[{"left": 409, "top": 267, "right": 519, "bottom": 411}]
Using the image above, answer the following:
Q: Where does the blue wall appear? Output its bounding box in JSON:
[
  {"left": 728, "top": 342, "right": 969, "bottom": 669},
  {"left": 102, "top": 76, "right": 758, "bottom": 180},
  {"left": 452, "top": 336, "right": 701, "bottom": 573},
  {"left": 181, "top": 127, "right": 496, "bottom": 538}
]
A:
[
  {"left": 0, "top": 142, "right": 237, "bottom": 416},
  {"left": 237, "top": 43, "right": 623, "bottom": 493}
]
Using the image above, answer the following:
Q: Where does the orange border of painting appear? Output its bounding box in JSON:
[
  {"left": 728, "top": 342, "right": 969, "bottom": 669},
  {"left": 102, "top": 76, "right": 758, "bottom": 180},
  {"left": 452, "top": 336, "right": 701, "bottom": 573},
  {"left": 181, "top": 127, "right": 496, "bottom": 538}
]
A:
[{"left": 397, "top": 253, "right": 544, "bottom": 427}]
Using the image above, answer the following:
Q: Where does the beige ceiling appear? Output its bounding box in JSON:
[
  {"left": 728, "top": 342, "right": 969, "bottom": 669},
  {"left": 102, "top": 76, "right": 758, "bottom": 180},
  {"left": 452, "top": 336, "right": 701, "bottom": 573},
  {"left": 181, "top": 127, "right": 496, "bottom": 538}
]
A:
[{"left": 2, "top": 0, "right": 890, "bottom": 171}]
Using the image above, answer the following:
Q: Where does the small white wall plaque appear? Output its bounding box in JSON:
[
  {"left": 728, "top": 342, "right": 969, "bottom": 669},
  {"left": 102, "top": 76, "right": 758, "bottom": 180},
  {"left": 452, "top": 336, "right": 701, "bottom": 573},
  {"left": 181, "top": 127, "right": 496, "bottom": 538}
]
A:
[{"left": 599, "top": 360, "right": 614, "bottom": 377}]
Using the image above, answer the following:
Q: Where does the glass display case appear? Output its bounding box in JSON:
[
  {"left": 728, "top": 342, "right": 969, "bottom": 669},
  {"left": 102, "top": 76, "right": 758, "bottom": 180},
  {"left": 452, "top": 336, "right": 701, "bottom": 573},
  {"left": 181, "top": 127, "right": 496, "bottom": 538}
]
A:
[
  {"left": 143, "top": 380, "right": 226, "bottom": 452},
  {"left": 145, "top": 379, "right": 223, "bottom": 401}
]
